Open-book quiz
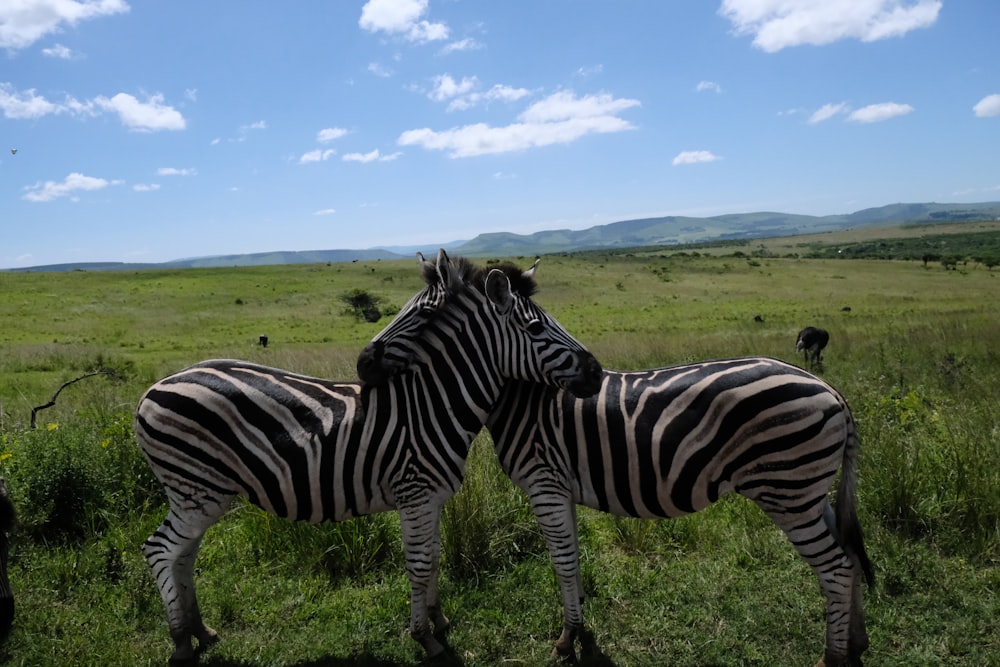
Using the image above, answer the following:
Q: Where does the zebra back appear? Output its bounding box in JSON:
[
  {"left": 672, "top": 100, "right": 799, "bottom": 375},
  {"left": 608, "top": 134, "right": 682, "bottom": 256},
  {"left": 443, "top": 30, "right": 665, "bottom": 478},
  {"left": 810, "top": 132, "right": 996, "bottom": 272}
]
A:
[{"left": 490, "top": 356, "right": 851, "bottom": 518}]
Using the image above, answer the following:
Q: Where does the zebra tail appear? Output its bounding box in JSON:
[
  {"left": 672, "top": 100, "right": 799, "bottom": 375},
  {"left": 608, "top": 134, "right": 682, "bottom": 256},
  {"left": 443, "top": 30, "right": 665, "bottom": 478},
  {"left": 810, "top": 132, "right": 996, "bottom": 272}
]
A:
[{"left": 836, "top": 412, "right": 875, "bottom": 588}]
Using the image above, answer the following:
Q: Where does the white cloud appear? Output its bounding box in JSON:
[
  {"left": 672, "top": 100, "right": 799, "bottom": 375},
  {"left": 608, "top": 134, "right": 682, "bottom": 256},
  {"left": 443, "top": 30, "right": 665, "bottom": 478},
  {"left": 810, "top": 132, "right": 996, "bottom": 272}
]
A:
[
  {"left": 430, "top": 74, "right": 478, "bottom": 102},
  {"left": 847, "top": 102, "right": 914, "bottom": 123},
  {"left": 431, "top": 76, "right": 531, "bottom": 112},
  {"left": 343, "top": 149, "right": 401, "bottom": 163},
  {"left": 313, "top": 208, "right": 337, "bottom": 216},
  {"left": 519, "top": 91, "right": 638, "bottom": 123},
  {"left": 973, "top": 94, "right": 1000, "bottom": 118},
  {"left": 440, "top": 38, "right": 482, "bottom": 55},
  {"left": 93, "top": 93, "right": 185, "bottom": 131},
  {"left": 672, "top": 150, "right": 721, "bottom": 166},
  {"left": 229, "top": 119, "right": 267, "bottom": 142},
  {"left": 317, "top": 127, "right": 348, "bottom": 143},
  {"left": 133, "top": 183, "right": 160, "bottom": 192},
  {"left": 299, "top": 148, "right": 336, "bottom": 164},
  {"left": 809, "top": 102, "right": 849, "bottom": 124},
  {"left": 0, "top": 0, "right": 129, "bottom": 51},
  {"left": 42, "top": 43, "right": 76, "bottom": 59},
  {"left": 157, "top": 167, "right": 196, "bottom": 176},
  {"left": 399, "top": 91, "right": 640, "bottom": 158},
  {"left": 22, "top": 172, "right": 118, "bottom": 202},
  {"left": 367, "top": 62, "right": 392, "bottom": 78},
  {"left": 0, "top": 83, "right": 64, "bottom": 119},
  {"left": 359, "top": 0, "right": 448, "bottom": 43},
  {"left": 719, "top": 0, "right": 941, "bottom": 52},
  {"left": 696, "top": 81, "right": 722, "bottom": 94}
]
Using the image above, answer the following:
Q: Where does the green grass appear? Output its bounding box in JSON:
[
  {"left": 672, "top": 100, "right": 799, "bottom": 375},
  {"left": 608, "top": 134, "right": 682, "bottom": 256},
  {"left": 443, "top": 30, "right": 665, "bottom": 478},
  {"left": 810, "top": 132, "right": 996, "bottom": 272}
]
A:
[{"left": 0, "top": 251, "right": 998, "bottom": 665}]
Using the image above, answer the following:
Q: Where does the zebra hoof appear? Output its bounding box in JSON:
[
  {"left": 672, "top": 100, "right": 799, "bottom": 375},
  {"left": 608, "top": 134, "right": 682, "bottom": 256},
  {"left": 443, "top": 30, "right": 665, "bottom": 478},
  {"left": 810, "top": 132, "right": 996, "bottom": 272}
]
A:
[
  {"left": 414, "top": 631, "right": 447, "bottom": 659},
  {"left": 550, "top": 644, "right": 577, "bottom": 663},
  {"left": 196, "top": 625, "right": 220, "bottom": 647}
]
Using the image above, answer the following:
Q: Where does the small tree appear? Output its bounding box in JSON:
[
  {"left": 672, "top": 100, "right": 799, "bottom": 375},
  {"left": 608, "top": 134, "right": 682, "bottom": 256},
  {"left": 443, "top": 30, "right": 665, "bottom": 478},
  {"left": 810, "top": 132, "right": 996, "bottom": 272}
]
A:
[{"left": 340, "top": 289, "right": 383, "bottom": 322}]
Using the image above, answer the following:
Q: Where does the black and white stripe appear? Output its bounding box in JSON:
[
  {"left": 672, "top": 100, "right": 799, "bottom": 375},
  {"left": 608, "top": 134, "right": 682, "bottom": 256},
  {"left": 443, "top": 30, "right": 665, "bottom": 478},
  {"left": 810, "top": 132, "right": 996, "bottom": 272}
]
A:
[
  {"left": 135, "top": 249, "right": 602, "bottom": 662},
  {"left": 487, "top": 356, "right": 874, "bottom": 666}
]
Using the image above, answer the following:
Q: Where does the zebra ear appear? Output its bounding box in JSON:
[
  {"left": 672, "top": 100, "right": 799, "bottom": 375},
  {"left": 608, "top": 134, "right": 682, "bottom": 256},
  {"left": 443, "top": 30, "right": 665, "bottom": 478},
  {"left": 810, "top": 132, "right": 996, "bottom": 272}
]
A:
[
  {"left": 434, "top": 248, "right": 459, "bottom": 291},
  {"left": 485, "top": 268, "right": 513, "bottom": 315},
  {"left": 523, "top": 257, "right": 540, "bottom": 279}
]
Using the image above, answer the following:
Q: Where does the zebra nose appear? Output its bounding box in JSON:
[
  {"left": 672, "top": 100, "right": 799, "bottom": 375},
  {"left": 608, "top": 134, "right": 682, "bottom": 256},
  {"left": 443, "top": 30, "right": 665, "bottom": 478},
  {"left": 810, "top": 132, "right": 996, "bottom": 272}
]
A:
[
  {"left": 568, "top": 353, "right": 604, "bottom": 398},
  {"left": 357, "top": 341, "right": 386, "bottom": 385}
]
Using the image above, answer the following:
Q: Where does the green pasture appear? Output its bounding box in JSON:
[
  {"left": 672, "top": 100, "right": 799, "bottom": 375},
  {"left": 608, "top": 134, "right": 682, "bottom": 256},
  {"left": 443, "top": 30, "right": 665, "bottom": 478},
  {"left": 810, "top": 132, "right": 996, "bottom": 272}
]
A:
[{"left": 0, "top": 250, "right": 997, "bottom": 666}]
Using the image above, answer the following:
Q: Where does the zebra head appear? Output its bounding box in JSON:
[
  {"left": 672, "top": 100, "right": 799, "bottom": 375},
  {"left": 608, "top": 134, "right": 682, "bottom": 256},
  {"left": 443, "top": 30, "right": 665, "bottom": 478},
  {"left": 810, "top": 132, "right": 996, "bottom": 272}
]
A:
[{"left": 357, "top": 249, "right": 603, "bottom": 397}]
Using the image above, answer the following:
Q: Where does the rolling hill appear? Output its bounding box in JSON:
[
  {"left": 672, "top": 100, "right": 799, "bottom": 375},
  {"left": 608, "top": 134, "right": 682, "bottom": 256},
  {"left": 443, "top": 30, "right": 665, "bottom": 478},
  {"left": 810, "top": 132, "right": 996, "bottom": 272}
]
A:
[{"left": 7, "top": 201, "right": 1000, "bottom": 271}]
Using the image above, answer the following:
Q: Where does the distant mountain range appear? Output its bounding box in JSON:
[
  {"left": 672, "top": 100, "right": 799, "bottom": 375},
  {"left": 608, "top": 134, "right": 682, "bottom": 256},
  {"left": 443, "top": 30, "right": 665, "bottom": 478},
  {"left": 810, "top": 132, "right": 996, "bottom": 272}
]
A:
[{"left": 8, "top": 201, "right": 1000, "bottom": 272}]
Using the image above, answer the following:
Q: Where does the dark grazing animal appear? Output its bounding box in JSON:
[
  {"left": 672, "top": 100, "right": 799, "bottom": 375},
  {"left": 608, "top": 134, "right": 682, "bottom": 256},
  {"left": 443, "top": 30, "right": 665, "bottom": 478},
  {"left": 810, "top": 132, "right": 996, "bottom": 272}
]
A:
[
  {"left": 0, "top": 478, "right": 15, "bottom": 636},
  {"left": 488, "top": 357, "right": 873, "bottom": 666},
  {"left": 134, "top": 250, "right": 603, "bottom": 663},
  {"left": 796, "top": 326, "right": 830, "bottom": 366}
]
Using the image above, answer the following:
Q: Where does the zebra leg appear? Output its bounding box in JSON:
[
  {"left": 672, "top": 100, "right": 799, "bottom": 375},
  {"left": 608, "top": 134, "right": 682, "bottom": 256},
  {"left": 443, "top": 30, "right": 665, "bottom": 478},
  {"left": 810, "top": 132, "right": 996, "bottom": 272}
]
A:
[
  {"left": 398, "top": 502, "right": 447, "bottom": 658},
  {"left": 759, "top": 499, "right": 860, "bottom": 667},
  {"left": 527, "top": 491, "right": 585, "bottom": 662},
  {"left": 426, "top": 513, "right": 451, "bottom": 638},
  {"left": 143, "top": 501, "right": 228, "bottom": 663}
]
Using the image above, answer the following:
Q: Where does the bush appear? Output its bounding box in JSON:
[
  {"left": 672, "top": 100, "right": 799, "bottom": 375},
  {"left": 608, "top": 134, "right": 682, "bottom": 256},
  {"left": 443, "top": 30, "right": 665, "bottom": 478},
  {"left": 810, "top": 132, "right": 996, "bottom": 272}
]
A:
[
  {"left": 0, "top": 414, "right": 162, "bottom": 543},
  {"left": 340, "top": 288, "right": 385, "bottom": 322}
]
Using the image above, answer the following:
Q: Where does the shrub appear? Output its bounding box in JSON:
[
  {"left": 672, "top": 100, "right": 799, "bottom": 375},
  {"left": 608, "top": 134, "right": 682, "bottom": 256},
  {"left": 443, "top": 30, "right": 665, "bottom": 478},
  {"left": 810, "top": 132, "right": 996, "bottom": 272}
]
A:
[{"left": 0, "top": 414, "right": 162, "bottom": 543}]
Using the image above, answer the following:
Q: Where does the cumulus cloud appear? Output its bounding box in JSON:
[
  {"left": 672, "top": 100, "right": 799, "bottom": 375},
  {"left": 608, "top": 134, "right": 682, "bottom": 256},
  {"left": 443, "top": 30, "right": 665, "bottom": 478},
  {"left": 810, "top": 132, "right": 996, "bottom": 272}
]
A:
[
  {"left": 94, "top": 92, "right": 185, "bottom": 131},
  {"left": 399, "top": 90, "right": 640, "bottom": 158},
  {"left": 696, "top": 81, "right": 722, "bottom": 94},
  {"left": 425, "top": 75, "right": 531, "bottom": 112},
  {"left": 808, "top": 102, "right": 849, "bottom": 124},
  {"left": 0, "top": 0, "right": 129, "bottom": 51},
  {"left": 0, "top": 84, "right": 185, "bottom": 131},
  {"left": 359, "top": 0, "right": 448, "bottom": 43},
  {"left": 429, "top": 74, "right": 478, "bottom": 102},
  {"left": 973, "top": 94, "right": 1000, "bottom": 118},
  {"left": 343, "top": 149, "right": 401, "bottom": 163},
  {"left": 847, "top": 102, "right": 914, "bottom": 123},
  {"left": 299, "top": 148, "right": 336, "bottom": 164},
  {"left": 22, "top": 172, "right": 120, "bottom": 202},
  {"left": 719, "top": 0, "right": 941, "bottom": 52},
  {"left": 0, "top": 83, "right": 64, "bottom": 119},
  {"left": 672, "top": 150, "right": 721, "bottom": 166}
]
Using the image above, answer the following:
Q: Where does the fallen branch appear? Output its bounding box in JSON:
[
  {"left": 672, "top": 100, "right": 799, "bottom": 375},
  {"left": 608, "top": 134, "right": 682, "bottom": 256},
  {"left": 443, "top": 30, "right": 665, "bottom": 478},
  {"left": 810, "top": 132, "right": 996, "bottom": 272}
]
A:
[{"left": 30, "top": 370, "right": 108, "bottom": 429}]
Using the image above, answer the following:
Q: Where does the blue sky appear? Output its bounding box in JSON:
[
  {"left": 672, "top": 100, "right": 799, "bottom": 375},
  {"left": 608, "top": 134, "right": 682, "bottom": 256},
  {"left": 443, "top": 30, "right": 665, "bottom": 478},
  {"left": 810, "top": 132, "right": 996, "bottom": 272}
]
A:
[{"left": 2, "top": 1, "right": 999, "bottom": 268}]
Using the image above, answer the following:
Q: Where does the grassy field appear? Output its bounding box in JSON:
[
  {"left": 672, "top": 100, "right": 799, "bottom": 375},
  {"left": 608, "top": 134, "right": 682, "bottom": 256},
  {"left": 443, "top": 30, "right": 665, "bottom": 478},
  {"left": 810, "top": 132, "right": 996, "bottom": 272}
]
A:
[{"left": 0, "top": 245, "right": 998, "bottom": 666}]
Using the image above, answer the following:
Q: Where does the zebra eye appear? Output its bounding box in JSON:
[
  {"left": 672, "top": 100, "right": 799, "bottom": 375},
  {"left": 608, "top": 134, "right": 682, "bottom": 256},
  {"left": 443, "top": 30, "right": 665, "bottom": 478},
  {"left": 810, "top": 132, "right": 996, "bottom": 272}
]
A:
[{"left": 525, "top": 319, "right": 545, "bottom": 336}]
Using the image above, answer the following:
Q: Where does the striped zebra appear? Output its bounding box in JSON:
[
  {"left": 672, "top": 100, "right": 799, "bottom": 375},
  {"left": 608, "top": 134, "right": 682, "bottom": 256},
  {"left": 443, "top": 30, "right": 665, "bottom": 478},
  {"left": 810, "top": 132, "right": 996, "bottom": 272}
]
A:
[
  {"left": 134, "top": 249, "right": 602, "bottom": 663},
  {"left": 487, "top": 356, "right": 874, "bottom": 667},
  {"left": 0, "top": 478, "right": 15, "bottom": 636}
]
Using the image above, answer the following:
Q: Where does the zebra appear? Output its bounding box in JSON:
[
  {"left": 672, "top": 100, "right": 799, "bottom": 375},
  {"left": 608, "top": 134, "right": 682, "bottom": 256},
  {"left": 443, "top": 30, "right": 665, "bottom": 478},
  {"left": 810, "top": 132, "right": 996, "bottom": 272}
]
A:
[
  {"left": 0, "top": 478, "right": 15, "bottom": 637},
  {"left": 487, "top": 356, "right": 874, "bottom": 667},
  {"left": 134, "top": 249, "right": 603, "bottom": 663},
  {"left": 797, "top": 326, "right": 830, "bottom": 367}
]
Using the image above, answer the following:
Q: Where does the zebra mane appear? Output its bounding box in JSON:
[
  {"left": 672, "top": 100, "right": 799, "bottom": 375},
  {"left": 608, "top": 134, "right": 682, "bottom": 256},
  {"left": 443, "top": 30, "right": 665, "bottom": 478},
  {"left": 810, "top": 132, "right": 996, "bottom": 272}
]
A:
[{"left": 421, "top": 255, "right": 538, "bottom": 298}]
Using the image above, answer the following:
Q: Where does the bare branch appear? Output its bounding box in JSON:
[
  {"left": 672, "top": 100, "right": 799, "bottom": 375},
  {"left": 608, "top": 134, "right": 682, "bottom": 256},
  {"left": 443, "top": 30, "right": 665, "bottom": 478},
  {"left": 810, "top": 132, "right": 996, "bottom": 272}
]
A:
[{"left": 30, "top": 370, "right": 109, "bottom": 429}]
